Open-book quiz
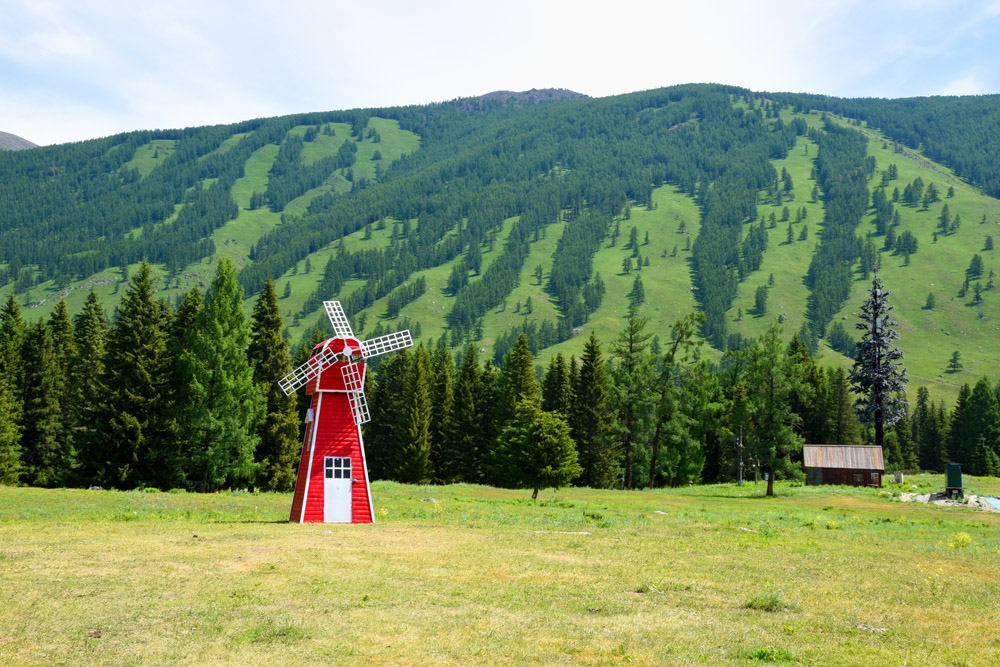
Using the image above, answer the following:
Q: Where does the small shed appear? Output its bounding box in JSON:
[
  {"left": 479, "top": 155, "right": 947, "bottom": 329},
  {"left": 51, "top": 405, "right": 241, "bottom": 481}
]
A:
[{"left": 803, "top": 445, "right": 884, "bottom": 488}]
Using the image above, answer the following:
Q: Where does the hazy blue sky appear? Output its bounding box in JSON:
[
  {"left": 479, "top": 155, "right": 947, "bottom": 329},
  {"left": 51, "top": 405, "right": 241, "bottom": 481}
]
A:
[{"left": 3, "top": 0, "right": 999, "bottom": 145}]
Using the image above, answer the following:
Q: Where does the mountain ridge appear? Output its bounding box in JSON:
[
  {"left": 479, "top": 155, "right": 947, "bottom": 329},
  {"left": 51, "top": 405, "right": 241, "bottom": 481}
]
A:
[{"left": 0, "top": 130, "right": 37, "bottom": 150}]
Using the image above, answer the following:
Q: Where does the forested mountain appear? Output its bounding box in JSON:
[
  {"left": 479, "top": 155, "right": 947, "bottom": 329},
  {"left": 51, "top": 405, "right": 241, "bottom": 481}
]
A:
[
  {"left": 0, "top": 131, "right": 37, "bottom": 151},
  {"left": 2, "top": 85, "right": 1000, "bottom": 399}
]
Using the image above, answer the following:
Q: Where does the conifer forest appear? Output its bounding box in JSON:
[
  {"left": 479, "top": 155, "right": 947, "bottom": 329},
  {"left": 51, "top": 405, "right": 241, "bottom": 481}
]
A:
[{"left": 3, "top": 84, "right": 1000, "bottom": 490}]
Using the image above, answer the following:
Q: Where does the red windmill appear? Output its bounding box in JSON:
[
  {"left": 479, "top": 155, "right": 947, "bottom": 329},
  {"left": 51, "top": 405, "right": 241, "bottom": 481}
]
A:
[{"left": 279, "top": 301, "right": 412, "bottom": 523}]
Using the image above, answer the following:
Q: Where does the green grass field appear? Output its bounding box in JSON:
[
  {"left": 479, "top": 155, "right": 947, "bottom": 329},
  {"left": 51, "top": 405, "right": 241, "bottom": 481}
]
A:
[{"left": 1, "top": 478, "right": 998, "bottom": 665}]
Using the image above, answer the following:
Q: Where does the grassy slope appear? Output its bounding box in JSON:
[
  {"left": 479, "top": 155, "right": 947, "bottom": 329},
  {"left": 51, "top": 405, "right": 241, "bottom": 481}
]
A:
[
  {"left": 3, "top": 118, "right": 419, "bottom": 324},
  {"left": 1, "top": 479, "right": 997, "bottom": 665},
  {"left": 540, "top": 185, "right": 703, "bottom": 365}
]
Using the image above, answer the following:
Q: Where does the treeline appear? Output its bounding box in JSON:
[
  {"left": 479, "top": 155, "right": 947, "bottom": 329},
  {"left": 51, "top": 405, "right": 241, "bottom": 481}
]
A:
[
  {"left": 365, "top": 307, "right": 997, "bottom": 496},
  {"left": 804, "top": 119, "right": 872, "bottom": 335},
  {"left": 0, "top": 262, "right": 301, "bottom": 491},
  {"left": 776, "top": 92, "right": 1000, "bottom": 199},
  {"left": 265, "top": 132, "right": 347, "bottom": 212}
]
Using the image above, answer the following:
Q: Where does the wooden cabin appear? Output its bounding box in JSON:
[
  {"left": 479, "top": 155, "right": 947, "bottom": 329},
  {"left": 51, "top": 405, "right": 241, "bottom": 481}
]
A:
[{"left": 803, "top": 445, "right": 884, "bottom": 488}]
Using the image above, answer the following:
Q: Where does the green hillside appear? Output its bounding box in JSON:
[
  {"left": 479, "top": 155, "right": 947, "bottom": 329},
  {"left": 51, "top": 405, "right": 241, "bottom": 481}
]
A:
[{"left": 3, "top": 86, "right": 1000, "bottom": 400}]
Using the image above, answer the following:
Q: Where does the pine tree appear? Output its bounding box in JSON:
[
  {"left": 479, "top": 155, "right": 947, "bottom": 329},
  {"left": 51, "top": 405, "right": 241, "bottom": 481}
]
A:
[
  {"left": 541, "top": 354, "right": 571, "bottom": 416},
  {"left": 71, "top": 291, "right": 107, "bottom": 483},
  {"left": 366, "top": 348, "right": 410, "bottom": 480},
  {"left": 475, "top": 360, "right": 501, "bottom": 485},
  {"left": 609, "top": 310, "right": 655, "bottom": 489},
  {"left": 0, "top": 294, "right": 26, "bottom": 485},
  {"left": 825, "top": 367, "right": 861, "bottom": 445},
  {"left": 570, "top": 333, "right": 617, "bottom": 488},
  {"left": 249, "top": 279, "right": 299, "bottom": 491},
  {"left": 0, "top": 368, "right": 21, "bottom": 484},
  {"left": 177, "top": 258, "right": 264, "bottom": 492},
  {"left": 446, "top": 345, "right": 481, "bottom": 483},
  {"left": 47, "top": 300, "right": 78, "bottom": 458},
  {"left": 429, "top": 344, "right": 456, "bottom": 483},
  {"left": 745, "top": 325, "right": 805, "bottom": 496},
  {"left": 393, "top": 344, "right": 433, "bottom": 483},
  {"left": 497, "top": 334, "right": 540, "bottom": 428},
  {"left": 498, "top": 400, "right": 580, "bottom": 499},
  {"left": 850, "top": 272, "right": 908, "bottom": 452},
  {"left": 20, "top": 321, "right": 73, "bottom": 486},
  {"left": 92, "top": 261, "right": 174, "bottom": 489},
  {"left": 0, "top": 294, "right": 26, "bottom": 408}
]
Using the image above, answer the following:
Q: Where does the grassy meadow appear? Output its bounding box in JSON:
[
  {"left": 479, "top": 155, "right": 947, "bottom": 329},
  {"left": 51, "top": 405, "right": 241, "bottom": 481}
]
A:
[{"left": 2, "top": 477, "right": 998, "bottom": 665}]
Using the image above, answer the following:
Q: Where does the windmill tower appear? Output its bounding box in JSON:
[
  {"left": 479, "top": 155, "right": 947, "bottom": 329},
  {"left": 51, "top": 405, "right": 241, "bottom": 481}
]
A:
[{"left": 279, "top": 301, "right": 412, "bottom": 523}]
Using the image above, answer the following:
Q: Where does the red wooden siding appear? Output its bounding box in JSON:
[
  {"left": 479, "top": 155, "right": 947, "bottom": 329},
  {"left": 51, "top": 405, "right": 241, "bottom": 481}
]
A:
[{"left": 292, "top": 392, "right": 372, "bottom": 524}]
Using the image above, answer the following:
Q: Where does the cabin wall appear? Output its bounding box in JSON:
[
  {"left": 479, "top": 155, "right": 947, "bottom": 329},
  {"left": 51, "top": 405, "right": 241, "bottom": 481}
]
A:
[{"left": 805, "top": 467, "right": 882, "bottom": 488}]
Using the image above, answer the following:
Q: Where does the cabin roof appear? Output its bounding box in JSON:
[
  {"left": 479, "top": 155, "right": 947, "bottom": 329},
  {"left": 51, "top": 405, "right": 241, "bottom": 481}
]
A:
[{"left": 803, "top": 445, "right": 884, "bottom": 471}]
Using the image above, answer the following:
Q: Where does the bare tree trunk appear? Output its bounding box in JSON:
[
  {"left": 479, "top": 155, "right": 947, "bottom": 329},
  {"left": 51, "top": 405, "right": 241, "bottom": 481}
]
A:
[
  {"left": 648, "top": 417, "right": 664, "bottom": 488},
  {"left": 766, "top": 464, "right": 775, "bottom": 496}
]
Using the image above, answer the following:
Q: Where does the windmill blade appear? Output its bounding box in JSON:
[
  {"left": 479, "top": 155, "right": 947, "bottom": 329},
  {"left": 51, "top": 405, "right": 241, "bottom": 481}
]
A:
[
  {"left": 324, "top": 301, "right": 355, "bottom": 339},
  {"left": 278, "top": 351, "right": 337, "bottom": 396},
  {"left": 341, "top": 363, "right": 371, "bottom": 425},
  {"left": 361, "top": 330, "right": 413, "bottom": 358}
]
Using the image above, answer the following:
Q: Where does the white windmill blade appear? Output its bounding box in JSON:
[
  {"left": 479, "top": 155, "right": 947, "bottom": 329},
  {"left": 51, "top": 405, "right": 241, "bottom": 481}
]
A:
[
  {"left": 278, "top": 351, "right": 337, "bottom": 396},
  {"left": 361, "top": 330, "right": 413, "bottom": 358},
  {"left": 324, "top": 301, "right": 355, "bottom": 339},
  {"left": 341, "top": 363, "right": 371, "bottom": 425}
]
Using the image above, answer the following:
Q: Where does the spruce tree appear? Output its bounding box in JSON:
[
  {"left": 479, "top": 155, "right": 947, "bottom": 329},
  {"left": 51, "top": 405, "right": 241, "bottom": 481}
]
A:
[
  {"left": 745, "top": 325, "right": 805, "bottom": 496},
  {"left": 0, "top": 364, "right": 22, "bottom": 485},
  {"left": 366, "top": 348, "right": 410, "bottom": 480},
  {"left": 498, "top": 400, "right": 581, "bottom": 499},
  {"left": 850, "top": 272, "right": 908, "bottom": 452},
  {"left": 71, "top": 291, "right": 107, "bottom": 483},
  {"left": 541, "top": 354, "right": 571, "bottom": 416},
  {"left": 177, "top": 258, "right": 264, "bottom": 492},
  {"left": 609, "top": 310, "right": 655, "bottom": 489},
  {"left": 428, "top": 344, "right": 456, "bottom": 482},
  {"left": 92, "top": 262, "right": 175, "bottom": 488},
  {"left": 20, "top": 321, "right": 73, "bottom": 486},
  {"left": 0, "top": 294, "right": 26, "bottom": 408},
  {"left": 447, "top": 344, "right": 481, "bottom": 483},
  {"left": 497, "top": 334, "right": 540, "bottom": 428},
  {"left": 393, "top": 344, "right": 433, "bottom": 483},
  {"left": 0, "top": 295, "right": 25, "bottom": 484},
  {"left": 47, "top": 300, "right": 78, "bottom": 459},
  {"left": 571, "top": 333, "right": 617, "bottom": 488},
  {"left": 476, "top": 359, "right": 501, "bottom": 485},
  {"left": 248, "top": 279, "right": 300, "bottom": 491}
]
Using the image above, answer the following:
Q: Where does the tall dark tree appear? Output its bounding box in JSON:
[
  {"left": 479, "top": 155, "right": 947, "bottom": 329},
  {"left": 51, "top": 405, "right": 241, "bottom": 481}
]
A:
[
  {"left": 71, "top": 291, "right": 107, "bottom": 482},
  {"left": 0, "top": 295, "right": 25, "bottom": 485},
  {"left": 248, "top": 279, "right": 300, "bottom": 491},
  {"left": 365, "top": 348, "right": 410, "bottom": 480},
  {"left": 19, "top": 321, "right": 73, "bottom": 486},
  {"left": 497, "top": 334, "right": 540, "bottom": 428},
  {"left": 570, "top": 332, "right": 617, "bottom": 488},
  {"left": 609, "top": 310, "right": 655, "bottom": 489},
  {"left": 428, "top": 344, "right": 456, "bottom": 482},
  {"left": 393, "top": 344, "right": 433, "bottom": 483},
  {"left": 47, "top": 301, "right": 78, "bottom": 460},
  {"left": 176, "top": 258, "right": 264, "bottom": 492},
  {"left": 447, "top": 345, "right": 481, "bottom": 482},
  {"left": 745, "top": 325, "right": 805, "bottom": 496},
  {"left": 850, "top": 272, "right": 908, "bottom": 452},
  {"left": 541, "top": 353, "right": 572, "bottom": 416},
  {"left": 92, "top": 261, "right": 175, "bottom": 489}
]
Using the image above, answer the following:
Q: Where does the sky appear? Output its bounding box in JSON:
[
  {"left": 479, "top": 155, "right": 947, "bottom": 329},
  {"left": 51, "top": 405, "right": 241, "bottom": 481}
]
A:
[{"left": 2, "top": 0, "right": 1000, "bottom": 146}]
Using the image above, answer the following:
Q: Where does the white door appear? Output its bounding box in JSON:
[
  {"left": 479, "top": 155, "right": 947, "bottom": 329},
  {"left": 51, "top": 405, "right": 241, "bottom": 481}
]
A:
[{"left": 323, "top": 457, "right": 353, "bottom": 523}]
